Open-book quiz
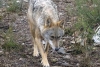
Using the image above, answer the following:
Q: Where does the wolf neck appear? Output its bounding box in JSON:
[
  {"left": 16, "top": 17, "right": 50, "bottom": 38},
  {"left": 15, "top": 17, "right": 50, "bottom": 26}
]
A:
[{"left": 33, "top": 0, "right": 59, "bottom": 23}]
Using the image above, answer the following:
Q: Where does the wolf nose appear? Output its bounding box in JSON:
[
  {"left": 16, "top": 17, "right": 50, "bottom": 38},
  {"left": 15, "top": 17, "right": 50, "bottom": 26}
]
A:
[
  {"left": 92, "top": 39, "right": 94, "bottom": 42},
  {"left": 55, "top": 48, "right": 59, "bottom": 51}
]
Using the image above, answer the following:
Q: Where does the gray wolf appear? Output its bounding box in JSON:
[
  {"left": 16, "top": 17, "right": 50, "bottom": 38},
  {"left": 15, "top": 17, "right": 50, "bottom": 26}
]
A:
[{"left": 27, "top": 0, "right": 64, "bottom": 66}]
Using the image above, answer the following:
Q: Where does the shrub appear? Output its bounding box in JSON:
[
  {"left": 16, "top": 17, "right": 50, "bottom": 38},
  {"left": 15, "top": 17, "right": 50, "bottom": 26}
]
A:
[
  {"left": 75, "top": 0, "right": 100, "bottom": 40},
  {"left": 7, "top": 0, "right": 22, "bottom": 12},
  {"left": 2, "top": 26, "right": 20, "bottom": 51},
  {"left": 70, "top": 0, "right": 100, "bottom": 66}
]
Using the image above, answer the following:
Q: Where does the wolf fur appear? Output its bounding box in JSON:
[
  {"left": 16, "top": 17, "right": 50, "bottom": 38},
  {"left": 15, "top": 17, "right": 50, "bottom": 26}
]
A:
[{"left": 27, "top": 0, "right": 64, "bottom": 66}]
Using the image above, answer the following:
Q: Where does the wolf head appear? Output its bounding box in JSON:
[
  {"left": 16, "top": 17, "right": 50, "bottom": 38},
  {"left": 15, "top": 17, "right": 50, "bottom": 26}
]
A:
[{"left": 42, "top": 18, "right": 64, "bottom": 51}]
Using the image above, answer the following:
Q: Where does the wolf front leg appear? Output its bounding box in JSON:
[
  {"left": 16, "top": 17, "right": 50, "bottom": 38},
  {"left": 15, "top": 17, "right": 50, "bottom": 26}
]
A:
[
  {"left": 35, "top": 29, "right": 50, "bottom": 67},
  {"left": 33, "top": 39, "right": 39, "bottom": 57},
  {"left": 28, "top": 22, "right": 39, "bottom": 57}
]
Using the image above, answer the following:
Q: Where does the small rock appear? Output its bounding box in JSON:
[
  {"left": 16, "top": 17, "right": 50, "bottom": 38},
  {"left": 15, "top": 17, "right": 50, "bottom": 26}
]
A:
[
  {"left": 0, "top": 50, "right": 4, "bottom": 56},
  {"left": 13, "top": 30, "right": 17, "bottom": 32},
  {"left": 93, "top": 47, "right": 96, "bottom": 50},
  {"left": 19, "top": 58, "right": 25, "bottom": 62},
  {"left": 76, "top": 63, "right": 80, "bottom": 66},
  {"left": 62, "top": 62, "right": 72, "bottom": 66},
  {"left": 64, "top": 55, "right": 71, "bottom": 59},
  {"left": 58, "top": 47, "right": 66, "bottom": 54},
  {"left": 5, "top": 52, "right": 9, "bottom": 55},
  {"left": 52, "top": 58, "right": 58, "bottom": 63},
  {"left": 22, "top": 43, "right": 25, "bottom": 45},
  {"left": 19, "top": 58, "right": 23, "bottom": 61},
  {"left": 66, "top": 49, "right": 74, "bottom": 53},
  {"left": 96, "top": 63, "right": 100, "bottom": 65}
]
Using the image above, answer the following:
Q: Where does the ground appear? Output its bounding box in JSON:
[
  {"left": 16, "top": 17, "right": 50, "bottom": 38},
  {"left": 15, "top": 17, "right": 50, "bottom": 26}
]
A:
[{"left": 0, "top": 0, "right": 100, "bottom": 67}]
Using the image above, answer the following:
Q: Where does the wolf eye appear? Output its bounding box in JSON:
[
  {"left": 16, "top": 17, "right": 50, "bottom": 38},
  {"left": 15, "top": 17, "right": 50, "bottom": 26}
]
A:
[
  {"left": 50, "top": 36, "right": 55, "bottom": 40},
  {"left": 57, "top": 36, "right": 61, "bottom": 39}
]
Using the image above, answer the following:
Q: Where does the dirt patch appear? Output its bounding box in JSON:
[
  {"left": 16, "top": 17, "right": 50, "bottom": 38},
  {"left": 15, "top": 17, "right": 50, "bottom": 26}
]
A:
[{"left": 0, "top": 0, "right": 100, "bottom": 67}]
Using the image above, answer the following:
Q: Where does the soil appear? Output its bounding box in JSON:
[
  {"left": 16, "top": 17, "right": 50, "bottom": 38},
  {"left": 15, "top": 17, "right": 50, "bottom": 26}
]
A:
[{"left": 0, "top": 0, "right": 100, "bottom": 67}]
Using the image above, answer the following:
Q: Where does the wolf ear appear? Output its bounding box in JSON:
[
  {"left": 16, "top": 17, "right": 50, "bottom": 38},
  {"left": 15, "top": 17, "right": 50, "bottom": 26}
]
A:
[
  {"left": 45, "top": 18, "right": 52, "bottom": 27},
  {"left": 58, "top": 20, "right": 64, "bottom": 28}
]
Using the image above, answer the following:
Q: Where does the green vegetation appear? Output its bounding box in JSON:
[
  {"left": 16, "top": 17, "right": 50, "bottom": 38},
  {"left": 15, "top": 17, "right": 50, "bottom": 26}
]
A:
[
  {"left": 0, "top": 0, "right": 23, "bottom": 51},
  {"left": 67, "top": 0, "right": 100, "bottom": 67},
  {"left": 75, "top": 0, "right": 100, "bottom": 49},
  {"left": 2, "top": 26, "right": 21, "bottom": 51},
  {"left": 75, "top": 0, "right": 100, "bottom": 39},
  {"left": 66, "top": 0, "right": 100, "bottom": 40},
  {"left": 7, "top": 0, "right": 22, "bottom": 12},
  {"left": 0, "top": 1, "right": 3, "bottom": 8}
]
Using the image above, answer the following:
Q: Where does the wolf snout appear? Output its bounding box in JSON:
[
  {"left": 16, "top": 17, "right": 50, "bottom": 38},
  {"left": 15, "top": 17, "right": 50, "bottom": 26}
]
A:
[
  {"left": 92, "top": 39, "right": 94, "bottom": 42},
  {"left": 55, "top": 48, "right": 60, "bottom": 51}
]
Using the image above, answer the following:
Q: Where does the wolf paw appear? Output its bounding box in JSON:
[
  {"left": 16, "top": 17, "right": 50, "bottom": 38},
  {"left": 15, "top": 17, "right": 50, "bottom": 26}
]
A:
[
  {"left": 33, "top": 51, "right": 39, "bottom": 57},
  {"left": 41, "top": 59, "right": 50, "bottom": 67}
]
